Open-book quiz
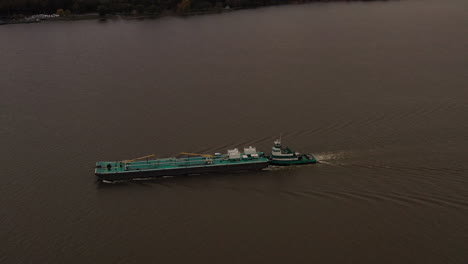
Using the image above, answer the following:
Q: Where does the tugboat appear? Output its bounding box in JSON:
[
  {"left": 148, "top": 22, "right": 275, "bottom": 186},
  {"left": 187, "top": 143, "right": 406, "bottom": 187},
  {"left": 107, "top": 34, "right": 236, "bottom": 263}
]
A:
[{"left": 269, "top": 138, "right": 317, "bottom": 165}]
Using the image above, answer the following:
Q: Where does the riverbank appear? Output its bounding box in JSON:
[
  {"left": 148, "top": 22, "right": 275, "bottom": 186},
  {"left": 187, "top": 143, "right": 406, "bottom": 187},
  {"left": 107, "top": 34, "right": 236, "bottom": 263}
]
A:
[
  {"left": 0, "top": 13, "right": 100, "bottom": 25},
  {"left": 0, "top": 0, "right": 387, "bottom": 26},
  {"left": 0, "top": 10, "right": 230, "bottom": 25}
]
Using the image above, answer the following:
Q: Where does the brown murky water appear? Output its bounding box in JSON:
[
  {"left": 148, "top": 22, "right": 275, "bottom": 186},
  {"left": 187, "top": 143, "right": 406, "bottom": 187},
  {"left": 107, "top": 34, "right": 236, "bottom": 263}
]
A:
[{"left": 1, "top": 0, "right": 467, "bottom": 263}]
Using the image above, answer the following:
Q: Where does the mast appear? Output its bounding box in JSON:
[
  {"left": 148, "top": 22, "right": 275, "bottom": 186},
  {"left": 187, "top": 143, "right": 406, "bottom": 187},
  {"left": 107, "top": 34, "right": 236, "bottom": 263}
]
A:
[{"left": 274, "top": 133, "right": 282, "bottom": 148}]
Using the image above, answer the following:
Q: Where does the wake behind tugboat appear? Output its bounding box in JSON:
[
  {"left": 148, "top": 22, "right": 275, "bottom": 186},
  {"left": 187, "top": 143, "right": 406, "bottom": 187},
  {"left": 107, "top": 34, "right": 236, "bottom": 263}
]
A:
[{"left": 95, "top": 140, "right": 317, "bottom": 182}]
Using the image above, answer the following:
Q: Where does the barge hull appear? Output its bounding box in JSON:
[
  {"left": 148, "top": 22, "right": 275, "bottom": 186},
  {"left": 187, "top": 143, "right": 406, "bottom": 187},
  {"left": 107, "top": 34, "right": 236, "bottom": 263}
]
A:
[{"left": 96, "top": 161, "right": 268, "bottom": 182}]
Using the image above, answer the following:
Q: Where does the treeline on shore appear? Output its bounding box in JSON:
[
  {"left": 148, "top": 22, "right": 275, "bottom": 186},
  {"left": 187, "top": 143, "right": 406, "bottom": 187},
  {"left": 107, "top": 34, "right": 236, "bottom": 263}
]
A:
[{"left": 0, "top": 0, "right": 384, "bottom": 18}]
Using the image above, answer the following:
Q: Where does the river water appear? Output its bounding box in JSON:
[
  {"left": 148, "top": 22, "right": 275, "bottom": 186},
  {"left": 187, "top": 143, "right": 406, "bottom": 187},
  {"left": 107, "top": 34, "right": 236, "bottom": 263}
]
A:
[{"left": 1, "top": 0, "right": 467, "bottom": 263}]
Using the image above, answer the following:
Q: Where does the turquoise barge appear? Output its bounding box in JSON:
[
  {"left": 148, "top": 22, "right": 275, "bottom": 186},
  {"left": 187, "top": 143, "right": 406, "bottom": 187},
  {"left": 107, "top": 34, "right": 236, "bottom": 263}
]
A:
[{"left": 95, "top": 147, "right": 269, "bottom": 181}]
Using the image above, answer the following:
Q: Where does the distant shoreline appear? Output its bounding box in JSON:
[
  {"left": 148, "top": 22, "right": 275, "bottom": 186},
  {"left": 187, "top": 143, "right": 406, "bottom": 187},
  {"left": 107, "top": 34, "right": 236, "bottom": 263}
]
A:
[
  {"left": 0, "top": 10, "right": 233, "bottom": 26},
  {"left": 0, "top": 0, "right": 388, "bottom": 26}
]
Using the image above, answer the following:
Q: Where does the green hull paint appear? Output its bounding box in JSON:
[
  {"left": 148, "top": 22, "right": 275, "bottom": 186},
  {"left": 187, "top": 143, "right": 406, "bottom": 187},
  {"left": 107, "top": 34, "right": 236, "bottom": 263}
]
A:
[
  {"left": 95, "top": 152, "right": 269, "bottom": 176},
  {"left": 269, "top": 155, "right": 317, "bottom": 166}
]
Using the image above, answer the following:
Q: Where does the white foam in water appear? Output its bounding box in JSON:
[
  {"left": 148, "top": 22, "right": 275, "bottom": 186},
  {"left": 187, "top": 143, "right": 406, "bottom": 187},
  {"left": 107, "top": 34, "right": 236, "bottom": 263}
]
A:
[
  {"left": 313, "top": 151, "right": 349, "bottom": 162},
  {"left": 101, "top": 180, "right": 114, "bottom": 184}
]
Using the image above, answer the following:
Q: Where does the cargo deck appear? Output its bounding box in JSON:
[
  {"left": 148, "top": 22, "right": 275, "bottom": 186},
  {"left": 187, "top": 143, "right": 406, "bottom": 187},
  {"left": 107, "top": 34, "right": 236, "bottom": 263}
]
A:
[{"left": 95, "top": 148, "right": 269, "bottom": 181}]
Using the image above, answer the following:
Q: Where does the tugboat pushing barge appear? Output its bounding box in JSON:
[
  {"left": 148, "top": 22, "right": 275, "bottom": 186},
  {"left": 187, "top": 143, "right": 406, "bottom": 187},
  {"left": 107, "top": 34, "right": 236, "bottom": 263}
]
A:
[
  {"left": 268, "top": 138, "right": 317, "bottom": 166},
  {"left": 95, "top": 147, "right": 269, "bottom": 181},
  {"left": 95, "top": 138, "right": 318, "bottom": 181}
]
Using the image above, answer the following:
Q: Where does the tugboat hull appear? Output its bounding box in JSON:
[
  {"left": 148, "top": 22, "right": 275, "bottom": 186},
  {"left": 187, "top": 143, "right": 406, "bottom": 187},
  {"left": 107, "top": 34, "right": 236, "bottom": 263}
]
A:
[
  {"left": 268, "top": 157, "right": 317, "bottom": 166},
  {"left": 269, "top": 138, "right": 318, "bottom": 166}
]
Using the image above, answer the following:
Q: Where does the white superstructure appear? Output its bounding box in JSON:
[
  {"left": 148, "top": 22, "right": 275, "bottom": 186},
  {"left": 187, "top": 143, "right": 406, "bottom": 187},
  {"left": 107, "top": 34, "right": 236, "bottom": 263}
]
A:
[
  {"left": 227, "top": 148, "right": 241, "bottom": 160},
  {"left": 244, "top": 146, "right": 257, "bottom": 155}
]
